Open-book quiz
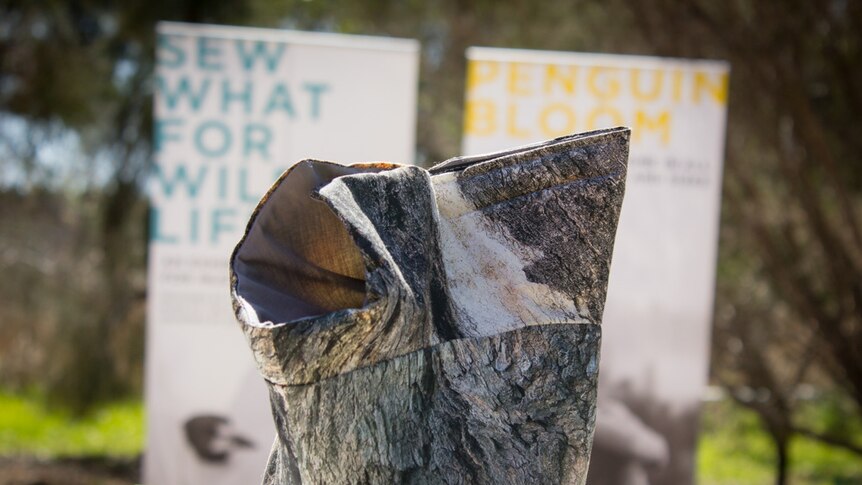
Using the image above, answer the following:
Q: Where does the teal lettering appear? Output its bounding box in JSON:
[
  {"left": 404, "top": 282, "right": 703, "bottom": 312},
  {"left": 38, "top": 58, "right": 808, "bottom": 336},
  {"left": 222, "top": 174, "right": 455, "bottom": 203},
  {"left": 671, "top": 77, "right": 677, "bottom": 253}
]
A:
[
  {"left": 189, "top": 208, "right": 200, "bottom": 244},
  {"left": 149, "top": 207, "right": 178, "bottom": 243},
  {"left": 303, "top": 83, "right": 330, "bottom": 120},
  {"left": 217, "top": 165, "right": 228, "bottom": 201},
  {"left": 243, "top": 124, "right": 271, "bottom": 160},
  {"left": 264, "top": 83, "right": 295, "bottom": 117},
  {"left": 157, "top": 35, "right": 185, "bottom": 68},
  {"left": 158, "top": 76, "right": 210, "bottom": 112},
  {"left": 195, "top": 121, "right": 231, "bottom": 158},
  {"left": 154, "top": 118, "right": 183, "bottom": 152},
  {"left": 239, "top": 168, "right": 259, "bottom": 203},
  {"left": 197, "top": 37, "right": 223, "bottom": 71},
  {"left": 211, "top": 208, "right": 237, "bottom": 244},
  {"left": 153, "top": 163, "right": 208, "bottom": 198},
  {"left": 236, "top": 41, "right": 285, "bottom": 72},
  {"left": 221, "top": 80, "right": 252, "bottom": 114}
]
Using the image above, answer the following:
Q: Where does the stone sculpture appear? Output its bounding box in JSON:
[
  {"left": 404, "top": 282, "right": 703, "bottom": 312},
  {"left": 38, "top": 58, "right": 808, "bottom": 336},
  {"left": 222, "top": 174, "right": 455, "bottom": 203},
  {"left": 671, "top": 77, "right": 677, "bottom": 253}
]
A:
[{"left": 230, "top": 127, "right": 630, "bottom": 484}]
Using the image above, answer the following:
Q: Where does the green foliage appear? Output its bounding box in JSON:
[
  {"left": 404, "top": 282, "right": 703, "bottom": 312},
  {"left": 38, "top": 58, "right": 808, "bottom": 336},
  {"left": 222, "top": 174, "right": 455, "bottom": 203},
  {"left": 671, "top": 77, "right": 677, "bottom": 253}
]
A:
[
  {"left": 698, "top": 399, "right": 862, "bottom": 485},
  {"left": 698, "top": 399, "right": 775, "bottom": 485},
  {"left": 0, "top": 391, "right": 143, "bottom": 458},
  {"left": 797, "top": 392, "right": 862, "bottom": 445}
]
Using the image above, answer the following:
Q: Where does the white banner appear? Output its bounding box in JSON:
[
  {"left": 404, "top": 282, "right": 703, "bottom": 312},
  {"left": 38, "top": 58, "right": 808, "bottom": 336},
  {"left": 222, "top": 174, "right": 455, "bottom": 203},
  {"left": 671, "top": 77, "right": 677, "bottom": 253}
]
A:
[
  {"left": 145, "top": 22, "right": 418, "bottom": 484},
  {"left": 461, "top": 47, "right": 729, "bottom": 485}
]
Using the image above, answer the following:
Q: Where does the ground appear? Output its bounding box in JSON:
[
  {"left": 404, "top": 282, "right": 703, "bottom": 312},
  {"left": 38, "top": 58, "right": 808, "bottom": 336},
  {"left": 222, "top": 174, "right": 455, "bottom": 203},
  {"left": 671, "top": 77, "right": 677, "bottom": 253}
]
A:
[{"left": 0, "top": 456, "right": 138, "bottom": 485}]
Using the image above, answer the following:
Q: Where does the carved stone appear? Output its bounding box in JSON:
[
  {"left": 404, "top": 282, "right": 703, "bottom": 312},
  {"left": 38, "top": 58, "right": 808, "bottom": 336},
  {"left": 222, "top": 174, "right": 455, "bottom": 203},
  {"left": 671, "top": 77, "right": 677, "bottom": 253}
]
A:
[{"left": 230, "top": 128, "right": 630, "bottom": 484}]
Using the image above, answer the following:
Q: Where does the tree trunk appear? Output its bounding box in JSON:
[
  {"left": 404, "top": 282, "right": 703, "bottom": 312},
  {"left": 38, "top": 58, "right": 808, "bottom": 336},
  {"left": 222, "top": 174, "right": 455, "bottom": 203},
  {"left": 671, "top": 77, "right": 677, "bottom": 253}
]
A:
[
  {"left": 774, "top": 433, "right": 789, "bottom": 485},
  {"left": 231, "top": 129, "right": 630, "bottom": 484}
]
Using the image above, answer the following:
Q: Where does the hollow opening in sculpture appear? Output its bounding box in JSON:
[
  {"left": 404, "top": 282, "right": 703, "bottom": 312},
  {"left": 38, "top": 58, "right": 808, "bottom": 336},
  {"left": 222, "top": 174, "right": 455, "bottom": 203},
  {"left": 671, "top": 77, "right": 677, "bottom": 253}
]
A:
[{"left": 232, "top": 161, "right": 387, "bottom": 324}]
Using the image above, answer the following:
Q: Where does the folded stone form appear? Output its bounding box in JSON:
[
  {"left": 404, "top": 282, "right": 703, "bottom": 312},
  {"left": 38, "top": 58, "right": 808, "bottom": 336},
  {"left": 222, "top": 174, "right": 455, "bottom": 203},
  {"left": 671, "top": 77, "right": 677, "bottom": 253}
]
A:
[{"left": 230, "top": 127, "right": 630, "bottom": 484}]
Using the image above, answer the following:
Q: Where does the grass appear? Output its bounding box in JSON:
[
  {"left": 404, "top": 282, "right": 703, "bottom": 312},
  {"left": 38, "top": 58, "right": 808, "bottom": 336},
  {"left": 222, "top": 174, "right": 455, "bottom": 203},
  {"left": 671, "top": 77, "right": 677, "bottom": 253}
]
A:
[
  {"left": 698, "top": 399, "right": 776, "bottom": 485},
  {"left": 698, "top": 399, "right": 862, "bottom": 485},
  {"left": 0, "top": 389, "right": 860, "bottom": 484},
  {"left": 0, "top": 391, "right": 143, "bottom": 458}
]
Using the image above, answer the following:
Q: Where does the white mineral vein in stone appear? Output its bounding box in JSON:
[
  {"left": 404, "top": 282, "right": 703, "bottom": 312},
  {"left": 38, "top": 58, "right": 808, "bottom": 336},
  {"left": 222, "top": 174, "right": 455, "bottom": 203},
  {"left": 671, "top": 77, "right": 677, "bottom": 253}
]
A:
[{"left": 432, "top": 171, "right": 588, "bottom": 338}]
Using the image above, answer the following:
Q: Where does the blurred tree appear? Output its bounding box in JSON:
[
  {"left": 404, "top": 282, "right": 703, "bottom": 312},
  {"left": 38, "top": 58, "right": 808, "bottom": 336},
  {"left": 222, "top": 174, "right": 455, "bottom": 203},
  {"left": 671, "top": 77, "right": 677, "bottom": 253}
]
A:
[
  {"left": 622, "top": 0, "right": 862, "bottom": 483},
  {"left": 245, "top": 0, "right": 649, "bottom": 163},
  {"left": 0, "top": 0, "right": 254, "bottom": 413}
]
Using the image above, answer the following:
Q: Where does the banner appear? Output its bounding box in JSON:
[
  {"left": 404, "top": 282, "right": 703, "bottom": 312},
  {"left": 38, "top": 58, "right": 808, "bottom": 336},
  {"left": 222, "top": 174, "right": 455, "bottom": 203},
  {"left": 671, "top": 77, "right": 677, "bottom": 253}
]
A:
[
  {"left": 145, "top": 22, "right": 418, "bottom": 484},
  {"left": 461, "top": 47, "right": 729, "bottom": 485}
]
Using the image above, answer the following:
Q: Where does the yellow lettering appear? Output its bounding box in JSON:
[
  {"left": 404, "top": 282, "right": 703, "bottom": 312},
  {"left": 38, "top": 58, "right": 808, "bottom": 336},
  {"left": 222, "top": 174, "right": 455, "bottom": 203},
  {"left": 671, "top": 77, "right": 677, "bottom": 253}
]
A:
[
  {"left": 464, "top": 100, "right": 497, "bottom": 136},
  {"left": 539, "top": 103, "right": 576, "bottom": 137},
  {"left": 587, "top": 67, "right": 620, "bottom": 100},
  {"left": 585, "top": 106, "right": 623, "bottom": 129},
  {"left": 633, "top": 110, "right": 671, "bottom": 145},
  {"left": 506, "top": 104, "right": 531, "bottom": 138},
  {"left": 507, "top": 63, "right": 532, "bottom": 96},
  {"left": 671, "top": 70, "right": 683, "bottom": 102},
  {"left": 544, "top": 65, "right": 577, "bottom": 95},
  {"left": 631, "top": 69, "right": 663, "bottom": 102},
  {"left": 466, "top": 61, "right": 499, "bottom": 92},
  {"left": 693, "top": 71, "right": 728, "bottom": 104}
]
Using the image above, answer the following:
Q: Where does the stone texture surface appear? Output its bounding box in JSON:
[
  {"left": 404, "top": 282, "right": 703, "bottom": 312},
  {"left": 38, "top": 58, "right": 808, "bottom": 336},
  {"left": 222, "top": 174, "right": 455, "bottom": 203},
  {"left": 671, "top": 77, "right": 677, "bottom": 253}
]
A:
[{"left": 230, "top": 128, "right": 630, "bottom": 484}]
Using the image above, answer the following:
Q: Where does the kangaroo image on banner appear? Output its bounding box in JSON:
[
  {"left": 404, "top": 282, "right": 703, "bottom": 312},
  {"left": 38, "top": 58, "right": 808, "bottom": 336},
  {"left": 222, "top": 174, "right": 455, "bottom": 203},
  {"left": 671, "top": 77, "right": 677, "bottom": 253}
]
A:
[
  {"left": 146, "top": 22, "right": 418, "bottom": 484},
  {"left": 461, "top": 47, "right": 729, "bottom": 485}
]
